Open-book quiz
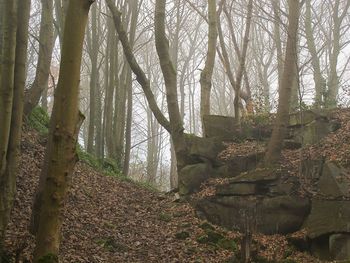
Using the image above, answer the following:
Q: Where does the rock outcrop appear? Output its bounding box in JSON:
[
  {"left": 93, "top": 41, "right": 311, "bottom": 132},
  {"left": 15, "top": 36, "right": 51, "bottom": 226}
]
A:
[
  {"left": 179, "top": 111, "right": 350, "bottom": 261},
  {"left": 196, "top": 168, "right": 310, "bottom": 235},
  {"left": 287, "top": 110, "right": 341, "bottom": 147}
]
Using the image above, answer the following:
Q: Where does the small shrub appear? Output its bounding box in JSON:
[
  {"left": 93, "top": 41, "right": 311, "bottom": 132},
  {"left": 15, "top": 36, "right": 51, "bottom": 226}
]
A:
[
  {"left": 27, "top": 106, "right": 50, "bottom": 135},
  {"left": 196, "top": 229, "right": 237, "bottom": 252},
  {"left": 175, "top": 231, "right": 190, "bottom": 240},
  {"left": 158, "top": 212, "right": 172, "bottom": 222},
  {"left": 76, "top": 146, "right": 100, "bottom": 169},
  {"left": 97, "top": 237, "right": 127, "bottom": 252},
  {"left": 199, "top": 222, "right": 215, "bottom": 231}
]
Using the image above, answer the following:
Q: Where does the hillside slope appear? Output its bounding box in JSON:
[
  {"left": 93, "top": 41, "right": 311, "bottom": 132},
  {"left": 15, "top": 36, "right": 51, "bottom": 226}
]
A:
[{"left": 3, "top": 124, "right": 322, "bottom": 262}]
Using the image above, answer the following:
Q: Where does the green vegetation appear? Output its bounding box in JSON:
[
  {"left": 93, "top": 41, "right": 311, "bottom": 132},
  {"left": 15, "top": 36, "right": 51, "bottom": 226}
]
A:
[
  {"left": 27, "top": 106, "right": 50, "bottom": 135},
  {"left": 0, "top": 252, "right": 12, "bottom": 263},
  {"left": 158, "top": 212, "right": 172, "bottom": 222},
  {"left": 37, "top": 253, "right": 59, "bottom": 263},
  {"left": 76, "top": 146, "right": 121, "bottom": 177},
  {"left": 175, "top": 231, "right": 190, "bottom": 240},
  {"left": 96, "top": 237, "right": 128, "bottom": 252},
  {"left": 196, "top": 228, "right": 237, "bottom": 252},
  {"left": 25, "top": 107, "right": 162, "bottom": 194}
]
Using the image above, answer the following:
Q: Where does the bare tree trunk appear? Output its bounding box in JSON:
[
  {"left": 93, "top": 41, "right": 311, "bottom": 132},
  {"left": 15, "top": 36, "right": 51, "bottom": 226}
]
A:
[
  {"left": 33, "top": 1, "right": 92, "bottom": 261},
  {"left": 105, "top": 17, "right": 116, "bottom": 158},
  {"left": 217, "top": 0, "right": 253, "bottom": 128},
  {"left": 264, "top": 0, "right": 300, "bottom": 165},
  {"left": 0, "top": 0, "right": 4, "bottom": 59},
  {"left": 305, "top": 0, "right": 326, "bottom": 108},
  {"left": 54, "top": 0, "right": 68, "bottom": 47},
  {"left": 155, "top": 0, "right": 188, "bottom": 170},
  {"left": 0, "top": 0, "right": 17, "bottom": 179},
  {"left": 95, "top": 81, "right": 103, "bottom": 159},
  {"left": 272, "top": 0, "right": 283, "bottom": 90},
  {"left": 326, "top": 0, "right": 349, "bottom": 107},
  {"left": 123, "top": 70, "right": 133, "bottom": 176},
  {"left": 200, "top": 0, "right": 217, "bottom": 135},
  {"left": 24, "top": 0, "right": 54, "bottom": 115},
  {"left": 122, "top": 0, "right": 138, "bottom": 175},
  {"left": 87, "top": 3, "right": 98, "bottom": 154},
  {"left": 0, "top": 0, "right": 19, "bottom": 254},
  {"left": 106, "top": 0, "right": 171, "bottom": 132}
]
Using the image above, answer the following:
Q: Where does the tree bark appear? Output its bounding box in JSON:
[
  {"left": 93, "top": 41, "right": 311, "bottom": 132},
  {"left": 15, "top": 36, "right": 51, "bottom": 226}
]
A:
[
  {"left": 106, "top": 0, "right": 171, "bottom": 132},
  {"left": 264, "top": 0, "right": 300, "bottom": 165},
  {"left": 86, "top": 3, "right": 98, "bottom": 154},
  {"left": 326, "top": 0, "right": 349, "bottom": 107},
  {"left": 305, "top": 0, "right": 326, "bottom": 108},
  {"left": 24, "top": 0, "right": 54, "bottom": 115},
  {"left": 0, "top": 0, "right": 17, "bottom": 179},
  {"left": 0, "top": 0, "right": 19, "bottom": 254},
  {"left": 105, "top": 17, "right": 116, "bottom": 158},
  {"left": 200, "top": 0, "right": 217, "bottom": 136},
  {"left": 155, "top": 0, "right": 188, "bottom": 171},
  {"left": 32, "top": 1, "right": 92, "bottom": 261}
]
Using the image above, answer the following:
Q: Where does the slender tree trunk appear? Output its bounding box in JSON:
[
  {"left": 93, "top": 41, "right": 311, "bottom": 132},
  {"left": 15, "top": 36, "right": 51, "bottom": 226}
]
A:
[
  {"left": 87, "top": 3, "right": 98, "bottom": 154},
  {"left": 272, "top": 0, "right": 283, "bottom": 90},
  {"left": 0, "top": 0, "right": 18, "bottom": 255},
  {"left": 233, "top": 0, "right": 253, "bottom": 128},
  {"left": 105, "top": 20, "right": 116, "bottom": 158},
  {"left": 24, "top": 0, "right": 54, "bottom": 115},
  {"left": 95, "top": 80, "right": 103, "bottom": 159},
  {"left": 123, "top": 70, "right": 133, "bottom": 176},
  {"left": 0, "top": 0, "right": 17, "bottom": 178},
  {"left": 155, "top": 0, "right": 188, "bottom": 171},
  {"left": 54, "top": 0, "right": 68, "bottom": 47},
  {"left": 264, "top": 0, "right": 300, "bottom": 165},
  {"left": 305, "top": 0, "right": 326, "bottom": 108},
  {"left": 106, "top": 0, "right": 171, "bottom": 132},
  {"left": 200, "top": 0, "right": 217, "bottom": 136},
  {"left": 33, "top": 1, "right": 92, "bottom": 261},
  {"left": 0, "top": 0, "right": 4, "bottom": 74}
]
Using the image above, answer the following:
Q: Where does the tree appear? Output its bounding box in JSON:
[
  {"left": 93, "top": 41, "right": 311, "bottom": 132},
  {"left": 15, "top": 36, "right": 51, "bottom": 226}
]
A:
[
  {"left": 32, "top": 0, "right": 93, "bottom": 261},
  {"left": 304, "top": 0, "right": 326, "bottom": 108},
  {"left": 24, "top": 0, "right": 54, "bottom": 115},
  {"left": 217, "top": 0, "right": 254, "bottom": 127},
  {"left": 86, "top": 2, "right": 99, "bottom": 154},
  {"left": 264, "top": 0, "right": 300, "bottom": 165},
  {"left": 200, "top": 0, "right": 218, "bottom": 135},
  {"left": 0, "top": 0, "right": 18, "bottom": 255}
]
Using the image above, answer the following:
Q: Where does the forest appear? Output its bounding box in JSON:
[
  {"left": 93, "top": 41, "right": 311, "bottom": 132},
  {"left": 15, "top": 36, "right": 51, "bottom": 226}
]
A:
[{"left": 0, "top": 0, "right": 350, "bottom": 262}]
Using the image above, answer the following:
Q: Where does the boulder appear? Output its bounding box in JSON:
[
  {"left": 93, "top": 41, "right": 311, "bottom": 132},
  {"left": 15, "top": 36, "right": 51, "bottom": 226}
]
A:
[
  {"left": 317, "top": 162, "right": 350, "bottom": 198},
  {"left": 330, "top": 233, "right": 350, "bottom": 261},
  {"left": 301, "top": 159, "right": 324, "bottom": 181},
  {"left": 203, "top": 115, "right": 238, "bottom": 140},
  {"left": 229, "top": 168, "right": 280, "bottom": 183},
  {"left": 288, "top": 109, "right": 328, "bottom": 127},
  {"left": 288, "top": 112, "right": 341, "bottom": 146},
  {"left": 196, "top": 195, "right": 310, "bottom": 235},
  {"left": 178, "top": 163, "right": 212, "bottom": 195},
  {"left": 185, "top": 135, "right": 225, "bottom": 162},
  {"left": 216, "top": 168, "right": 297, "bottom": 197},
  {"left": 215, "top": 152, "right": 265, "bottom": 178},
  {"left": 304, "top": 199, "right": 350, "bottom": 239},
  {"left": 216, "top": 183, "right": 259, "bottom": 196}
]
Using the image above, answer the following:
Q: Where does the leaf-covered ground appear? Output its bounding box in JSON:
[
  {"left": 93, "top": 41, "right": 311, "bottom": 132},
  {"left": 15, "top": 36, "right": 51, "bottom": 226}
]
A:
[{"left": 4, "top": 117, "right": 334, "bottom": 262}]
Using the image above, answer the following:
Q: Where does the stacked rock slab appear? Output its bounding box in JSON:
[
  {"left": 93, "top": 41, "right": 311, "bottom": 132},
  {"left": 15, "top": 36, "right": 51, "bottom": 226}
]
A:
[
  {"left": 303, "top": 161, "right": 350, "bottom": 261},
  {"left": 287, "top": 109, "right": 340, "bottom": 147},
  {"left": 196, "top": 168, "right": 310, "bottom": 235}
]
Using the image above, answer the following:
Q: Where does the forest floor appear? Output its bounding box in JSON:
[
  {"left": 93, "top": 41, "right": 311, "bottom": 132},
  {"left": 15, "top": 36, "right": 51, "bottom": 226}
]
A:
[{"left": 6, "top": 109, "right": 350, "bottom": 262}]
